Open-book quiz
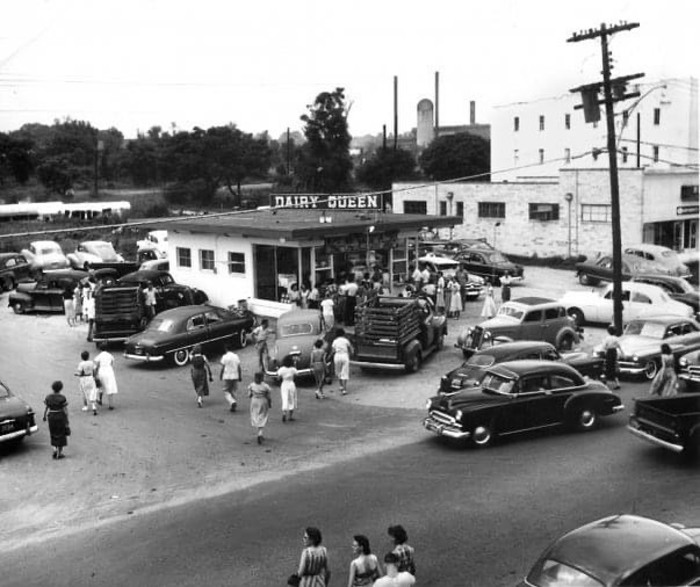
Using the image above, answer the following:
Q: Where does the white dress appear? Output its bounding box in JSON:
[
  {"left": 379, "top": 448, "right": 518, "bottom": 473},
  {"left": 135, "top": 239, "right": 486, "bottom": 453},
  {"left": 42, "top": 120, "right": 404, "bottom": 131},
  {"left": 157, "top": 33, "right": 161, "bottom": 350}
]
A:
[
  {"left": 277, "top": 366, "right": 297, "bottom": 411},
  {"left": 94, "top": 351, "right": 119, "bottom": 396}
]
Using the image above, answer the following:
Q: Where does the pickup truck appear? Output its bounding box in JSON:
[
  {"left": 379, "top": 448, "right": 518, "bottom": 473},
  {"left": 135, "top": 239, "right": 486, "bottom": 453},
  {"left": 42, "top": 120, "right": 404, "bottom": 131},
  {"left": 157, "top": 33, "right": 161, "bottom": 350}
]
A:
[
  {"left": 628, "top": 393, "right": 700, "bottom": 456},
  {"left": 351, "top": 295, "right": 447, "bottom": 372}
]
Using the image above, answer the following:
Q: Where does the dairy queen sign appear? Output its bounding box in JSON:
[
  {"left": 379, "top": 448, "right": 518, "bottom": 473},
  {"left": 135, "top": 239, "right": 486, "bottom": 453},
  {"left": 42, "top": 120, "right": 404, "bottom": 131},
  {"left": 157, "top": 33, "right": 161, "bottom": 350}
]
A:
[{"left": 270, "top": 193, "right": 383, "bottom": 210}]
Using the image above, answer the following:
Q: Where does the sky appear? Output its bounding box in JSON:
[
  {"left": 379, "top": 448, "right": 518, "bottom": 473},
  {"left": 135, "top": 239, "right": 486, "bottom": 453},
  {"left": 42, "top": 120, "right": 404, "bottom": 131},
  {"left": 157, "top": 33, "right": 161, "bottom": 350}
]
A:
[{"left": 0, "top": 0, "right": 697, "bottom": 140}]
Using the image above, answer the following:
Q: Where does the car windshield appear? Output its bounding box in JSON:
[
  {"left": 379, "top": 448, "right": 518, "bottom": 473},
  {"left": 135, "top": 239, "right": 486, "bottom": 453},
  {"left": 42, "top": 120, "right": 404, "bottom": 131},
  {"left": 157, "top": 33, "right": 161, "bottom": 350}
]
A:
[
  {"left": 497, "top": 304, "right": 524, "bottom": 320},
  {"left": 40, "top": 245, "right": 60, "bottom": 255},
  {"left": 487, "top": 252, "right": 508, "bottom": 263},
  {"left": 148, "top": 318, "right": 176, "bottom": 332},
  {"left": 90, "top": 243, "right": 117, "bottom": 258},
  {"left": 529, "top": 559, "right": 603, "bottom": 587},
  {"left": 624, "top": 320, "right": 666, "bottom": 339},
  {"left": 467, "top": 355, "right": 497, "bottom": 367},
  {"left": 279, "top": 322, "right": 314, "bottom": 337},
  {"left": 481, "top": 373, "right": 515, "bottom": 395}
]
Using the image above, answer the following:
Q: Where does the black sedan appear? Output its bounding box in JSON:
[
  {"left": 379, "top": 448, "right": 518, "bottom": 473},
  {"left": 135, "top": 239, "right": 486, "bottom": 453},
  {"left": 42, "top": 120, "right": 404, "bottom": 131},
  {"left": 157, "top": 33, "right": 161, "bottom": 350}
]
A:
[
  {"left": 123, "top": 305, "right": 255, "bottom": 366},
  {"left": 118, "top": 269, "right": 208, "bottom": 312},
  {"left": 423, "top": 360, "right": 623, "bottom": 447},
  {"left": 575, "top": 253, "right": 668, "bottom": 286},
  {"left": 8, "top": 269, "right": 89, "bottom": 314},
  {"left": 517, "top": 514, "right": 700, "bottom": 587},
  {"left": 452, "top": 247, "right": 524, "bottom": 285},
  {"left": 439, "top": 341, "right": 603, "bottom": 394},
  {"left": 0, "top": 252, "right": 32, "bottom": 291},
  {"left": 632, "top": 273, "right": 699, "bottom": 314},
  {"left": 0, "top": 379, "right": 38, "bottom": 445}
]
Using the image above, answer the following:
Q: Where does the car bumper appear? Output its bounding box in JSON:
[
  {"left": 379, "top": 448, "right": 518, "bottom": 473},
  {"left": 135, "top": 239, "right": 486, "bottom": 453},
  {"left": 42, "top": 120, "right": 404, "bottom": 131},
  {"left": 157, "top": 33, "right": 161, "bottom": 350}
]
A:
[
  {"left": 350, "top": 360, "right": 407, "bottom": 370},
  {"left": 617, "top": 361, "right": 647, "bottom": 375},
  {"left": 123, "top": 352, "right": 165, "bottom": 362},
  {"left": 627, "top": 421, "right": 684, "bottom": 453},
  {"left": 422, "top": 414, "right": 471, "bottom": 440},
  {"left": 0, "top": 423, "right": 38, "bottom": 443}
]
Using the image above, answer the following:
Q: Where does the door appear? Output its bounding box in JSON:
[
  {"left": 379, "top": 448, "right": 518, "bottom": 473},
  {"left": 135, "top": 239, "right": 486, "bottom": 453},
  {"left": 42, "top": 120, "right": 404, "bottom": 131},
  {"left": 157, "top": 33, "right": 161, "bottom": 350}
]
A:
[
  {"left": 628, "top": 290, "right": 653, "bottom": 320},
  {"left": 204, "top": 309, "right": 231, "bottom": 346},
  {"left": 520, "top": 309, "right": 544, "bottom": 340},
  {"left": 186, "top": 313, "right": 209, "bottom": 348},
  {"left": 519, "top": 374, "right": 569, "bottom": 428}
]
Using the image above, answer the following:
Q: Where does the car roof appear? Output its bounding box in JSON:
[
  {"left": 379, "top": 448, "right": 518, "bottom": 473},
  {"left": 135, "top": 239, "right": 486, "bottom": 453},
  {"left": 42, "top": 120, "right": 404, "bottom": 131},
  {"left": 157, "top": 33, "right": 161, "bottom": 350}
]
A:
[
  {"left": 474, "top": 340, "right": 554, "bottom": 358},
  {"left": 508, "top": 297, "right": 558, "bottom": 307},
  {"left": 30, "top": 240, "right": 61, "bottom": 247},
  {"left": 0, "top": 252, "right": 25, "bottom": 259},
  {"left": 539, "top": 514, "right": 697, "bottom": 585},
  {"left": 119, "top": 269, "right": 168, "bottom": 281},
  {"left": 153, "top": 304, "right": 219, "bottom": 320},
  {"left": 81, "top": 240, "right": 111, "bottom": 246},
  {"left": 418, "top": 254, "right": 460, "bottom": 266},
  {"left": 489, "top": 360, "right": 577, "bottom": 378},
  {"left": 277, "top": 309, "right": 323, "bottom": 326},
  {"left": 633, "top": 273, "right": 686, "bottom": 285},
  {"left": 626, "top": 244, "right": 676, "bottom": 254},
  {"left": 41, "top": 269, "right": 89, "bottom": 279},
  {"left": 616, "top": 281, "right": 667, "bottom": 295}
]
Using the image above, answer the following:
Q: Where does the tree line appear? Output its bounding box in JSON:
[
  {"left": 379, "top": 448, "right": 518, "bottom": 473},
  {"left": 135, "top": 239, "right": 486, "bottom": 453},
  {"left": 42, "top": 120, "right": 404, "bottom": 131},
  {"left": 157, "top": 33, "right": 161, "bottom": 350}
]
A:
[{"left": 0, "top": 88, "right": 490, "bottom": 206}]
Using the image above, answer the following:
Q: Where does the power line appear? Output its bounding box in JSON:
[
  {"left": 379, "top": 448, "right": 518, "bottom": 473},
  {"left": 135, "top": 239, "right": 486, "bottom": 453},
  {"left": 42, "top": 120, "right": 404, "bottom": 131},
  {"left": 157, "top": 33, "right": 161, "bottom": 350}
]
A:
[{"left": 618, "top": 137, "right": 699, "bottom": 152}]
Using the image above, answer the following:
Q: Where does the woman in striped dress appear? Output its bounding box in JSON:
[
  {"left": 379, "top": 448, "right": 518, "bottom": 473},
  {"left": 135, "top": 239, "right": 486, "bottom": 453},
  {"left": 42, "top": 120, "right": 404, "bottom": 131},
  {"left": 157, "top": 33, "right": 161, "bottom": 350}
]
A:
[{"left": 297, "top": 526, "right": 331, "bottom": 587}]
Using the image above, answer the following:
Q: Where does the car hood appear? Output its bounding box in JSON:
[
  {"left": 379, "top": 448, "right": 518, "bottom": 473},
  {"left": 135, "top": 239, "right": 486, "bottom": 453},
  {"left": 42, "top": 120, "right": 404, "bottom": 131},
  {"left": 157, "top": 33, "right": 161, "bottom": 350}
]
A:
[
  {"left": 433, "top": 387, "right": 512, "bottom": 411},
  {"left": 617, "top": 336, "right": 666, "bottom": 357},
  {"left": 478, "top": 315, "right": 520, "bottom": 330},
  {"left": 1, "top": 396, "right": 33, "bottom": 417}
]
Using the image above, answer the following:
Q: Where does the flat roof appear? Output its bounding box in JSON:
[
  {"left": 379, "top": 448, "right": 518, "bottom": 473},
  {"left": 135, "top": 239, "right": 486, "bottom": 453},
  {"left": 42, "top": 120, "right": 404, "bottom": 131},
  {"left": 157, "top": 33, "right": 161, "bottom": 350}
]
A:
[{"left": 155, "top": 209, "right": 460, "bottom": 240}]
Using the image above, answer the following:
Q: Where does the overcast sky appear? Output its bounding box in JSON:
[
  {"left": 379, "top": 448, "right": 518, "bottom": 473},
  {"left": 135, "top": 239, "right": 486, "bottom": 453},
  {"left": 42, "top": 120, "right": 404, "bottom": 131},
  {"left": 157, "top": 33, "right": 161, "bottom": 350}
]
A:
[{"left": 0, "top": 0, "right": 696, "bottom": 140}]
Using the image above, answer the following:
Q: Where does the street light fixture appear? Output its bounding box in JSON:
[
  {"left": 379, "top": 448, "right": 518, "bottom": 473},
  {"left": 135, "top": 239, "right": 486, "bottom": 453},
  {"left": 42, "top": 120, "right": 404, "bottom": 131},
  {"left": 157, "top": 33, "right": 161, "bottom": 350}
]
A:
[{"left": 564, "top": 193, "right": 574, "bottom": 258}]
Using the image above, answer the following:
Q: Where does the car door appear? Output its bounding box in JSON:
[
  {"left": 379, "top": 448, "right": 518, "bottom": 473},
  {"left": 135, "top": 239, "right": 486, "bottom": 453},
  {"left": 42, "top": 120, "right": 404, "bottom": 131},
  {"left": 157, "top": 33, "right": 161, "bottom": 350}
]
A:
[
  {"left": 592, "top": 256, "right": 613, "bottom": 281},
  {"left": 628, "top": 289, "right": 653, "bottom": 321},
  {"left": 598, "top": 286, "right": 630, "bottom": 323},
  {"left": 668, "top": 320, "right": 700, "bottom": 356},
  {"left": 521, "top": 373, "right": 573, "bottom": 428},
  {"left": 186, "top": 312, "right": 209, "bottom": 348},
  {"left": 204, "top": 309, "right": 231, "bottom": 346},
  {"left": 519, "top": 309, "right": 544, "bottom": 341},
  {"left": 513, "top": 374, "right": 561, "bottom": 430},
  {"left": 31, "top": 278, "right": 58, "bottom": 311}
]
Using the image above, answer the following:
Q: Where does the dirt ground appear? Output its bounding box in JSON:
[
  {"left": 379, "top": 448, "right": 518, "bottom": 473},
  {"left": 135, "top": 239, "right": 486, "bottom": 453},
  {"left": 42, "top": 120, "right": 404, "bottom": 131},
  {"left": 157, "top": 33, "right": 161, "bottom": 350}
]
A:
[{"left": 0, "top": 265, "right": 605, "bottom": 551}]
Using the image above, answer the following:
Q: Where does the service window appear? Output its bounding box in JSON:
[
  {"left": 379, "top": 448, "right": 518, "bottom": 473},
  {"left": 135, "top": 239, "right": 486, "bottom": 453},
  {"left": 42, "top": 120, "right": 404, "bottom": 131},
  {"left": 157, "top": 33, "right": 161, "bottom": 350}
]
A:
[
  {"left": 523, "top": 310, "right": 542, "bottom": 323},
  {"left": 199, "top": 249, "right": 215, "bottom": 271},
  {"left": 177, "top": 247, "right": 192, "bottom": 268},
  {"left": 227, "top": 252, "right": 245, "bottom": 275},
  {"left": 187, "top": 315, "right": 206, "bottom": 331}
]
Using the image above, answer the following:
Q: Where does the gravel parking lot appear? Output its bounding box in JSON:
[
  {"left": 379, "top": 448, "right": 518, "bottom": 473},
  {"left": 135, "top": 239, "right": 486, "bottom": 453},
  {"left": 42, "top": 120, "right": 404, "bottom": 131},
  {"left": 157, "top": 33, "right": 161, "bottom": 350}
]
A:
[{"left": 0, "top": 264, "right": 606, "bottom": 549}]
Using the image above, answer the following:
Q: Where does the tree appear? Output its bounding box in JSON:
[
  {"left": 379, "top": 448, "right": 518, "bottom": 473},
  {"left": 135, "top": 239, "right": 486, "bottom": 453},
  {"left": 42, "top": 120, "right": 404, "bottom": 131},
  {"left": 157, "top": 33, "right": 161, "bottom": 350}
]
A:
[
  {"left": 0, "top": 132, "right": 34, "bottom": 185},
  {"left": 356, "top": 147, "right": 417, "bottom": 191},
  {"left": 419, "top": 132, "right": 490, "bottom": 181},
  {"left": 36, "top": 156, "right": 74, "bottom": 194},
  {"left": 297, "top": 88, "right": 353, "bottom": 192}
]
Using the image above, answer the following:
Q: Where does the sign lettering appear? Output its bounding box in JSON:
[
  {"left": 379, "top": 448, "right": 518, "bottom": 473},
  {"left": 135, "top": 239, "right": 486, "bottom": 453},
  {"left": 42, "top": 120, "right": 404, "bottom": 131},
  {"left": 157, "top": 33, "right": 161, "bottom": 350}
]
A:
[
  {"left": 677, "top": 205, "right": 699, "bottom": 216},
  {"left": 271, "top": 194, "right": 381, "bottom": 210}
]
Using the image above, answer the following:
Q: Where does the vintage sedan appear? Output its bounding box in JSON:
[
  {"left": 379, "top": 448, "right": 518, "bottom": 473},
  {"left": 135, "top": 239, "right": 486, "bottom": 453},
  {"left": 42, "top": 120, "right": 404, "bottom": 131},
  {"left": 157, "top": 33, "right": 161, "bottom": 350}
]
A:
[
  {"left": 561, "top": 281, "right": 693, "bottom": 327},
  {"left": 595, "top": 315, "right": 700, "bottom": 380},
  {"left": 625, "top": 243, "right": 691, "bottom": 278},
  {"left": 0, "top": 379, "right": 38, "bottom": 444},
  {"left": 453, "top": 246, "right": 524, "bottom": 285},
  {"left": 20, "top": 240, "right": 70, "bottom": 271},
  {"left": 517, "top": 514, "right": 700, "bottom": 587},
  {"left": 679, "top": 349, "right": 700, "bottom": 393},
  {"left": 123, "top": 304, "right": 255, "bottom": 366},
  {"left": 118, "top": 269, "right": 208, "bottom": 311},
  {"left": 456, "top": 297, "right": 581, "bottom": 356},
  {"left": 8, "top": 269, "right": 89, "bottom": 314},
  {"left": 0, "top": 252, "right": 32, "bottom": 291},
  {"left": 439, "top": 341, "right": 603, "bottom": 394},
  {"left": 423, "top": 360, "right": 623, "bottom": 447},
  {"left": 67, "top": 240, "right": 124, "bottom": 270},
  {"left": 263, "top": 309, "right": 333, "bottom": 378},
  {"left": 575, "top": 253, "right": 670, "bottom": 286},
  {"left": 417, "top": 253, "right": 484, "bottom": 300},
  {"left": 632, "top": 274, "right": 699, "bottom": 315}
]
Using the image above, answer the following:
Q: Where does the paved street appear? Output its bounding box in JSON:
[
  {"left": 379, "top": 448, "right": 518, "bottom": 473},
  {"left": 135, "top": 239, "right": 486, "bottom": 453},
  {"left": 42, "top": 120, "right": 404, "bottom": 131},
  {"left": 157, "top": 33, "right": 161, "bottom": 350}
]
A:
[{"left": 1, "top": 265, "right": 689, "bottom": 586}]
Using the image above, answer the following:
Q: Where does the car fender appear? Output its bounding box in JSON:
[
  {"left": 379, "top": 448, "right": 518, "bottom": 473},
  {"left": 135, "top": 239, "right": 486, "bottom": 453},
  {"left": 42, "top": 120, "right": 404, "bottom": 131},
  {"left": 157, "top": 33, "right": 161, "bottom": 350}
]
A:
[
  {"left": 563, "top": 388, "right": 616, "bottom": 414},
  {"left": 404, "top": 338, "right": 422, "bottom": 357},
  {"left": 9, "top": 291, "right": 33, "bottom": 305},
  {"left": 555, "top": 327, "right": 579, "bottom": 347}
]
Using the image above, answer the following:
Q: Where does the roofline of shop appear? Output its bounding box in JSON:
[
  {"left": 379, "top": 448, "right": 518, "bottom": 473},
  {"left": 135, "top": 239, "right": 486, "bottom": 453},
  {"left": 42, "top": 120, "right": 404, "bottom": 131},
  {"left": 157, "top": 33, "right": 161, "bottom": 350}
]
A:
[{"left": 153, "top": 214, "right": 461, "bottom": 240}]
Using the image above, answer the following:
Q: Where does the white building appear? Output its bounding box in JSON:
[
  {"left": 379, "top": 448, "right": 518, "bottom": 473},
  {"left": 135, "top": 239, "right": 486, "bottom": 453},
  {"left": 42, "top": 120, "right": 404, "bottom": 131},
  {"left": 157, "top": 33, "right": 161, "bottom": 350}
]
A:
[{"left": 491, "top": 78, "right": 698, "bottom": 182}]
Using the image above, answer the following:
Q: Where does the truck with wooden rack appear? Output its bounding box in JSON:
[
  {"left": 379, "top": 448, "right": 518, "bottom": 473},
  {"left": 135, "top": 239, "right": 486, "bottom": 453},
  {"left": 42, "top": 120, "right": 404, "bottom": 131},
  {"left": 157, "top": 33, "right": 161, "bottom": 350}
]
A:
[{"left": 351, "top": 295, "right": 447, "bottom": 372}]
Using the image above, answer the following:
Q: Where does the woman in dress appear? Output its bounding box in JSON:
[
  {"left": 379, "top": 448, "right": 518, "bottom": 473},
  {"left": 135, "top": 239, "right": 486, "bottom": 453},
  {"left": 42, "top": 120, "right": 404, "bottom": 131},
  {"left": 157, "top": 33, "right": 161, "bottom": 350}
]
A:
[
  {"left": 74, "top": 350, "right": 98, "bottom": 415},
  {"left": 443, "top": 276, "right": 453, "bottom": 317},
  {"left": 435, "top": 272, "right": 446, "bottom": 315},
  {"left": 43, "top": 380, "right": 69, "bottom": 460},
  {"left": 649, "top": 343, "right": 678, "bottom": 397},
  {"left": 480, "top": 283, "right": 497, "bottom": 319},
  {"left": 297, "top": 526, "right": 331, "bottom": 587},
  {"left": 94, "top": 342, "right": 119, "bottom": 410},
  {"left": 331, "top": 328, "right": 354, "bottom": 395},
  {"left": 73, "top": 284, "right": 83, "bottom": 324},
  {"left": 248, "top": 371, "right": 272, "bottom": 444},
  {"left": 278, "top": 354, "right": 298, "bottom": 422},
  {"left": 347, "top": 534, "right": 381, "bottom": 587},
  {"left": 449, "top": 278, "right": 462, "bottom": 319},
  {"left": 310, "top": 339, "right": 327, "bottom": 400},
  {"left": 190, "top": 344, "right": 213, "bottom": 408}
]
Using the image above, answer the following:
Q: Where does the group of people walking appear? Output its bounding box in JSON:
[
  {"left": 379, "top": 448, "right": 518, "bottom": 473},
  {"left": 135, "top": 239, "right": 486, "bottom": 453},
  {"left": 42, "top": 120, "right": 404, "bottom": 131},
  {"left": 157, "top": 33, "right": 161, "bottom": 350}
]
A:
[
  {"left": 289, "top": 524, "right": 416, "bottom": 587},
  {"left": 63, "top": 280, "right": 96, "bottom": 330}
]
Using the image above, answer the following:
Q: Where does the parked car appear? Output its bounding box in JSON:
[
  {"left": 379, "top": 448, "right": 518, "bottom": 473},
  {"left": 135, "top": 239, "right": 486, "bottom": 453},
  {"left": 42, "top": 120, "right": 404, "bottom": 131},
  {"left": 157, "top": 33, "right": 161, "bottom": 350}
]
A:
[
  {"left": 20, "top": 240, "right": 69, "bottom": 271},
  {"left": 632, "top": 273, "right": 700, "bottom": 315},
  {"left": 575, "top": 253, "right": 670, "bottom": 286},
  {"left": 0, "top": 378, "right": 38, "bottom": 444},
  {"left": 625, "top": 243, "right": 691, "bottom": 278},
  {"left": 423, "top": 360, "right": 623, "bottom": 446},
  {"left": 116, "top": 270, "right": 208, "bottom": 311},
  {"left": 123, "top": 304, "right": 255, "bottom": 366},
  {"left": 595, "top": 315, "right": 700, "bottom": 380},
  {"left": 455, "top": 297, "right": 581, "bottom": 357},
  {"left": 139, "top": 259, "right": 170, "bottom": 272},
  {"left": 517, "top": 514, "right": 700, "bottom": 587},
  {"left": 560, "top": 281, "right": 693, "bottom": 327},
  {"left": 0, "top": 252, "right": 32, "bottom": 291},
  {"left": 136, "top": 230, "right": 168, "bottom": 257},
  {"left": 263, "top": 309, "right": 333, "bottom": 378},
  {"left": 439, "top": 340, "right": 603, "bottom": 394},
  {"left": 453, "top": 247, "right": 524, "bottom": 285},
  {"left": 417, "top": 253, "right": 484, "bottom": 300},
  {"left": 66, "top": 240, "right": 124, "bottom": 270},
  {"left": 679, "top": 349, "right": 700, "bottom": 393},
  {"left": 8, "top": 269, "right": 89, "bottom": 314}
]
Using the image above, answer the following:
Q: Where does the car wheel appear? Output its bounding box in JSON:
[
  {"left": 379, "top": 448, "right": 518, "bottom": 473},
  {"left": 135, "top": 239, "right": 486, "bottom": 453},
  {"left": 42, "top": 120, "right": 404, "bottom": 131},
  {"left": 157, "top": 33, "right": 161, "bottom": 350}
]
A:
[
  {"left": 12, "top": 301, "right": 25, "bottom": 314},
  {"left": 405, "top": 351, "right": 422, "bottom": 373},
  {"left": 172, "top": 348, "right": 191, "bottom": 367},
  {"left": 471, "top": 423, "right": 494, "bottom": 448},
  {"left": 643, "top": 359, "right": 658, "bottom": 380},
  {"left": 237, "top": 329, "right": 248, "bottom": 348},
  {"left": 568, "top": 308, "right": 585, "bottom": 328},
  {"left": 572, "top": 405, "right": 598, "bottom": 431},
  {"left": 557, "top": 332, "right": 575, "bottom": 351}
]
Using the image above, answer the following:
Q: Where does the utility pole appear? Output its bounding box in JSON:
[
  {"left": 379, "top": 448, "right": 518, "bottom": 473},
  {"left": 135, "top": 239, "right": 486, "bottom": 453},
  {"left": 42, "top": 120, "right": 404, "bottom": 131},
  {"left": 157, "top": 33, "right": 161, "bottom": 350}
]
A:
[{"left": 568, "top": 22, "right": 644, "bottom": 335}]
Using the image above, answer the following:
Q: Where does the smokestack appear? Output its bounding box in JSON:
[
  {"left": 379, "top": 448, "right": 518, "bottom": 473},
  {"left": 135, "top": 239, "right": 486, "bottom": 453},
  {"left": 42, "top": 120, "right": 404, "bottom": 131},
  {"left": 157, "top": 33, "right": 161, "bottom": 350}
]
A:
[
  {"left": 435, "top": 71, "right": 439, "bottom": 138},
  {"left": 394, "top": 76, "right": 398, "bottom": 150},
  {"left": 470, "top": 101, "right": 476, "bottom": 125}
]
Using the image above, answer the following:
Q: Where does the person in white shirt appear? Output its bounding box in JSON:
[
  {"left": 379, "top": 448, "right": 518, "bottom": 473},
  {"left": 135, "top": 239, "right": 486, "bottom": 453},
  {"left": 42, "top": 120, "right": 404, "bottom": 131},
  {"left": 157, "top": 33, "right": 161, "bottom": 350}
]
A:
[
  {"left": 372, "top": 552, "right": 415, "bottom": 587},
  {"left": 321, "top": 293, "right": 335, "bottom": 332},
  {"left": 144, "top": 282, "right": 157, "bottom": 319},
  {"left": 331, "top": 328, "right": 354, "bottom": 395},
  {"left": 219, "top": 343, "right": 242, "bottom": 412}
]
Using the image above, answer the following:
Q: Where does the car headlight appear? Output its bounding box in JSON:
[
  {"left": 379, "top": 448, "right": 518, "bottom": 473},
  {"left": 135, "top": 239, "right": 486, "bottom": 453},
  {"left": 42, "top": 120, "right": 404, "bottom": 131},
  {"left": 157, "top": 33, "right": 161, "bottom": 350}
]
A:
[
  {"left": 679, "top": 357, "right": 688, "bottom": 368},
  {"left": 455, "top": 410, "right": 463, "bottom": 421},
  {"left": 425, "top": 399, "right": 432, "bottom": 409},
  {"left": 632, "top": 354, "right": 639, "bottom": 363}
]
